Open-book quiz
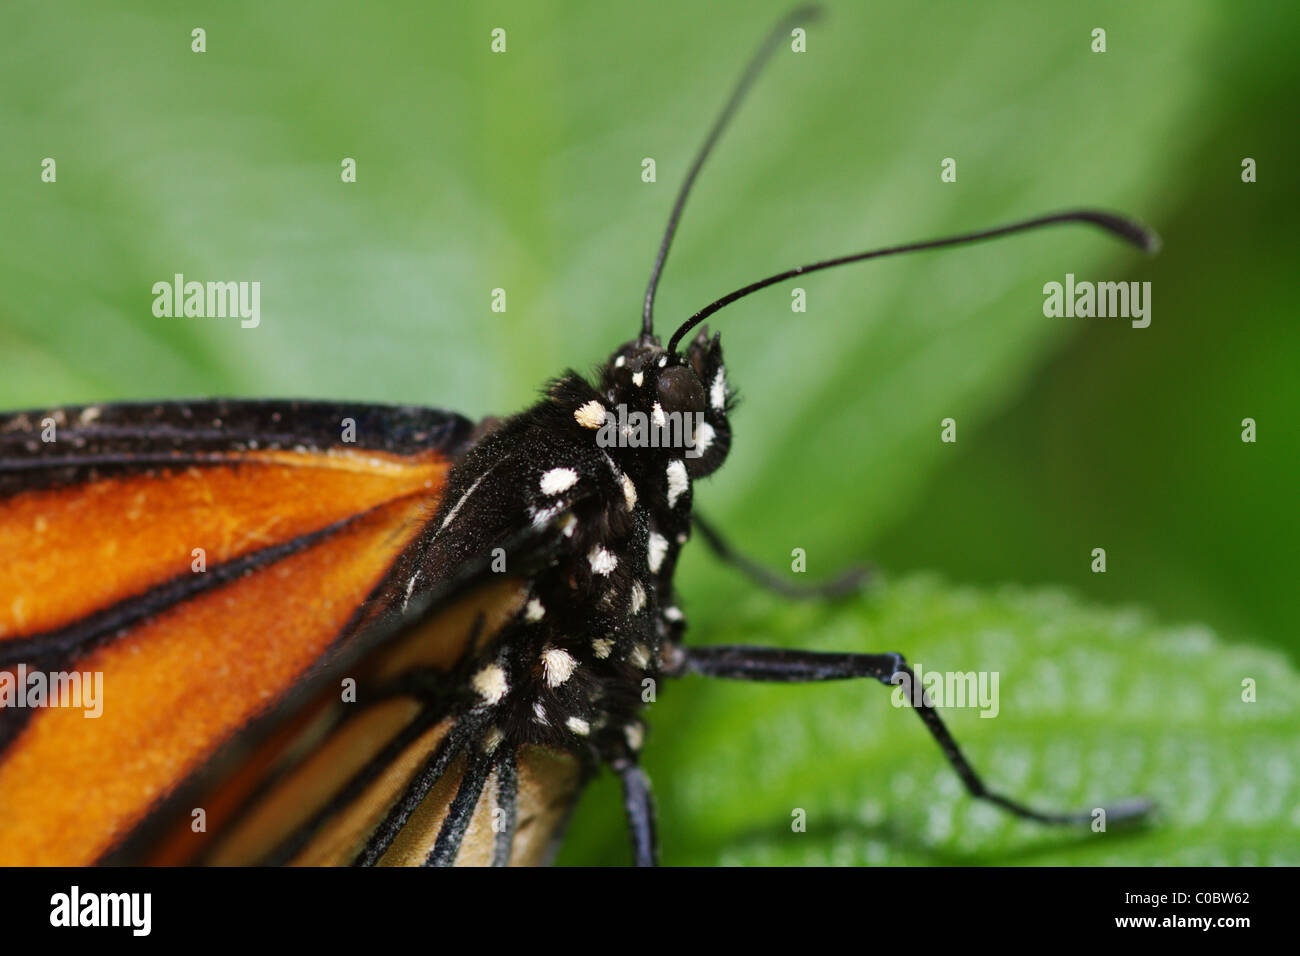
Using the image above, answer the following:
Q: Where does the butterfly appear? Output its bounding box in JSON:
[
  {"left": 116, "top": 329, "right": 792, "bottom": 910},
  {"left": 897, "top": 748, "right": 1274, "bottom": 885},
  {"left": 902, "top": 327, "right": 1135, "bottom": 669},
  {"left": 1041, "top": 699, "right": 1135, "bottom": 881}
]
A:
[{"left": 0, "top": 7, "right": 1158, "bottom": 866}]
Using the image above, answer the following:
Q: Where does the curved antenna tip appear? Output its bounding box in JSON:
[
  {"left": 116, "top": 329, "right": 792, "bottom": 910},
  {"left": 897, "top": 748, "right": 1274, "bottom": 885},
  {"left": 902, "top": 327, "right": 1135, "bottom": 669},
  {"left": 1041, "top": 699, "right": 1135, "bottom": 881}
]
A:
[
  {"left": 1141, "top": 227, "right": 1163, "bottom": 255},
  {"left": 667, "top": 207, "right": 1161, "bottom": 353}
]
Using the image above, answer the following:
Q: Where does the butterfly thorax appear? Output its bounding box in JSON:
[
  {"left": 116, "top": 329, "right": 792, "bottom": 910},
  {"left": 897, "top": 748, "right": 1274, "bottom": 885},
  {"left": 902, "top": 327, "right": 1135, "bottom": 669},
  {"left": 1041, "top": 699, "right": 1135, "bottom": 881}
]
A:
[{"left": 425, "top": 330, "right": 732, "bottom": 766}]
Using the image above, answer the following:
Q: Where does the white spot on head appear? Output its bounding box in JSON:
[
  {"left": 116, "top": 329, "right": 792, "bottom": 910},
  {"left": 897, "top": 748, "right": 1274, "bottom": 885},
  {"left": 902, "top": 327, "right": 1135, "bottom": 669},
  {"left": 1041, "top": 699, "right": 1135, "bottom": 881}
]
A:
[
  {"left": 592, "top": 637, "right": 615, "bottom": 659},
  {"left": 663, "top": 605, "right": 683, "bottom": 622},
  {"left": 574, "top": 401, "right": 607, "bottom": 429},
  {"left": 648, "top": 532, "right": 669, "bottom": 573},
  {"left": 524, "top": 598, "right": 545, "bottom": 622},
  {"left": 566, "top": 716, "right": 591, "bottom": 736},
  {"left": 614, "top": 355, "right": 626, "bottom": 368},
  {"left": 710, "top": 368, "right": 727, "bottom": 411},
  {"left": 472, "top": 664, "right": 508, "bottom": 705},
  {"left": 541, "top": 645, "right": 577, "bottom": 687},
  {"left": 629, "top": 644, "right": 650, "bottom": 670},
  {"left": 665, "top": 460, "right": 689, "bottom": 508},
  {"left": 624, "top": 722, "right": 645, "bottom": 751},
  {"left": 657, "top": 356, "right": 668, "bottom": 368},
  {"left": 588, "top": 545, "right": 618, "bottom": 575},
  {"left": 539, "top": 467, "right": 579, "bottom": 495},
  {"left": 631, "top": 371, "right": 644, "bottom": 387},
  {"left": 621, "top": 473, "right": 638, "bottom": 511},
  {"left": 630, "top": 580, "right": 646, "bottom": 614}
]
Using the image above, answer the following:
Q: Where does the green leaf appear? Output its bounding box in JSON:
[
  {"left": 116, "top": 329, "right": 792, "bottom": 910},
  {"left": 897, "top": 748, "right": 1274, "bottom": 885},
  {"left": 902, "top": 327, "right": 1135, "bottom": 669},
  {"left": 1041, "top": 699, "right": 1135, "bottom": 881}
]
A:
[
  {"left": 1, "top": 1, "right": 1213, "bottom": 544},
  {"left": 558, "top": 577, "right": 1300, "bottom": 865}
]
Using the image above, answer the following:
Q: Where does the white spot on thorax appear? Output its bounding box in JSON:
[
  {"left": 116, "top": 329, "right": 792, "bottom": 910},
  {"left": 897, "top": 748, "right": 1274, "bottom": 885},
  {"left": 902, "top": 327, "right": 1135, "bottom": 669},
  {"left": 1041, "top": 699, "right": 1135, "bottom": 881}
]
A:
[
  {"left": 541, "top": 645, "right": 577, "bottom": 687},
  {"left": 631, "top": 371, "right": 644, "bottom": 387},
  {"left": 694, "top": 421, "right": 715, "bottom": 453},
  {"left": 574, "top": 401, "right": 607, "bottom": 429},
  {"left": 652, "top": 403, "right": 666, "bottom": 427},
  {"left": 588, "top": 546, "right": 618, "bottom": 575},
  {"left": 439, "top": 471, "right": 488, "bottom": 531},
  {"left": 524, "top": 598, "right": 545, "bottom": 622},
  {"left": 629, "top": 644, "right": 650, "bottom": 670},
  {"left": 472, "top": 665, "right": 508, "bottom": 705},
  {"left": 665, "top": 460, "right": 689, "bottom": 508},
  {"left": 629, "top": 580, "right": 646, "bottom": 614},
  {"left": 621, "top": 473, "right": 638, "bottom": 510},
  {"left": 566, "top": 716, "right": 591, "bottom": 736},
  {"left": 539, "top": 467, "right": 579, "bottom": 495},
  {"left": 647, "top": 532, "right": 669, "bottom": 573},
  {"left": 710, "top": 368, "right": 727, "bottom": 410},
  {"left": 592, "top": 637, "right": 615, "bottom": 659},
  {"left": 529, "top": 502, "right": 565, "bottom": 528},
  {"left": 402, "top": 572, "right": 421, "bottom": 611}
]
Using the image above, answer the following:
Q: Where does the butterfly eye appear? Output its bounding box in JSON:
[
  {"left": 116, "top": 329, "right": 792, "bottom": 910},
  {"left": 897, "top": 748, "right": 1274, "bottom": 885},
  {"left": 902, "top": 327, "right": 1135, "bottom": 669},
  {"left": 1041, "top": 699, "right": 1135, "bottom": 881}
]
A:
[{"left": 656, "top": 365, "right": 707, "bottom": 417}]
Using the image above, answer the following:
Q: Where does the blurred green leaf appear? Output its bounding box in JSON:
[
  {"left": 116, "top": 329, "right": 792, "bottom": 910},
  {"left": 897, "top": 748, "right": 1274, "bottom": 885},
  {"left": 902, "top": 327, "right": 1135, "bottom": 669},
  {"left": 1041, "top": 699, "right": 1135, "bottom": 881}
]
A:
[
  {"left": 1, "top": 1, "right": 1212, "bottom": 553},
  {"left": 560, "top": 576, "right": 1300, "bottom": 865}
]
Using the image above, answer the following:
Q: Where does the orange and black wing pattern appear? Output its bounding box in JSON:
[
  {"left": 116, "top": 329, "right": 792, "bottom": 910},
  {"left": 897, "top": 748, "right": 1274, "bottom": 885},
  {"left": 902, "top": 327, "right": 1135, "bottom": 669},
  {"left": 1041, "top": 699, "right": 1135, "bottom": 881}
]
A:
[
  {"left": 101, "top": 551, "right": 586, "bottom": 867},
  {"left": 0, "top": 399, "right": 489, "bottom": 864}
]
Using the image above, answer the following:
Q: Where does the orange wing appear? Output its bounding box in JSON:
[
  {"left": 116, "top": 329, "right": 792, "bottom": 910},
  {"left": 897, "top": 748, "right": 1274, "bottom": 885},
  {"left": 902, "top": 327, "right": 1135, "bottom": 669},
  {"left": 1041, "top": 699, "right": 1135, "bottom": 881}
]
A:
[
  {"left": 102, "top": 565, "right": 585, "bottom": 867},
  {"left": 0, "top": 400, "right": 475, "bottom": 865}
]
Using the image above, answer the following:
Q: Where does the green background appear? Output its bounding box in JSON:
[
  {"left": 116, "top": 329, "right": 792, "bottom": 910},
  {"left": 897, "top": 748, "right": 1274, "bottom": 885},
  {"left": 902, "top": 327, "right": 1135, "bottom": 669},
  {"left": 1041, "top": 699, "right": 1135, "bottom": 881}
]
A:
[{"left": 3, "top": 1, "right": 1296, "bottom": 864}]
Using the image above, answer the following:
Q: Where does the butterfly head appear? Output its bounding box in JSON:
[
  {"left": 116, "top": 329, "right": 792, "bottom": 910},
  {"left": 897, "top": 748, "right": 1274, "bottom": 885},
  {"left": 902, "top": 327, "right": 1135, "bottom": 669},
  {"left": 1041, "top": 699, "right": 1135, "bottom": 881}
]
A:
[{"left": 597, "top": 328, "right": 732, "bottom": 479}]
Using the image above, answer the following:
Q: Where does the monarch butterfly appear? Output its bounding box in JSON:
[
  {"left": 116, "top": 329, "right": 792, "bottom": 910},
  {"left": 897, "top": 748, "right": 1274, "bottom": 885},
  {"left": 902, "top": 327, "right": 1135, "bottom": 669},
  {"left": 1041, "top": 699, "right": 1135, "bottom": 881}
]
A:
[{"left": 0, "top": 7, "right": 1158, "bottom": 867}]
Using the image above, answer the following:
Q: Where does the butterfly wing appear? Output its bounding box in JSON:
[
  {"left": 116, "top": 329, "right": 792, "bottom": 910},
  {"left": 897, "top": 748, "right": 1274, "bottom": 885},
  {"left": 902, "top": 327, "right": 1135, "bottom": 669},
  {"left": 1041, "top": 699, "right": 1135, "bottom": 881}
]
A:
[
  {"left": 0, "top": 399, "right": 481, "bottom": 865},
  {"left": 97, "top": 537, "right": 589, "bottom": 867}
]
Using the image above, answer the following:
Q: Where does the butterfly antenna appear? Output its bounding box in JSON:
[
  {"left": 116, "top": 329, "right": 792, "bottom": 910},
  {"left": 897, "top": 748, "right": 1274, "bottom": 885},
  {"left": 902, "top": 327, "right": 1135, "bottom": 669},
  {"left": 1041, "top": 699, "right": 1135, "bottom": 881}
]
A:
[
  {"left": 667, "top": 209, "right": 1160, "bottom": 353},
  {"left": 641, "top": 5, "right": 822, "bottom": 341}
]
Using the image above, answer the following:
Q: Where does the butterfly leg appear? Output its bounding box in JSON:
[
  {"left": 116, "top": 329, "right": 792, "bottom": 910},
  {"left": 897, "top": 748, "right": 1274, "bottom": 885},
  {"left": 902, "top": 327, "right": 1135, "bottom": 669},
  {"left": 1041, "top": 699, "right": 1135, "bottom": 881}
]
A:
[
  {"left": 425, "top": 750, "right": 494, "bottom": 866},
  {"left": 682, "top": 645, "right": 1155, "bottom": 827},
  {"left": 692, "top": 513, "right": 869, "bottom": 600},
  {"left": 611, "top": 757, "right": 659, "bottom": 866}
]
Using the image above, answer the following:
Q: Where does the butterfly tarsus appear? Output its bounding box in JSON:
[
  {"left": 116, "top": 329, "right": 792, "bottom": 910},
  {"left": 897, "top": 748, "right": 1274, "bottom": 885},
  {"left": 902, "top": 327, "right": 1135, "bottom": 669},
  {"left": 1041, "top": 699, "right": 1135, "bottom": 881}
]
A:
[
  {"left": 692, "top": 512, "right": 870, "bottom": 600},
  {"left": 683, "top": 645, "right": 1156, "bottom": 829}
]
